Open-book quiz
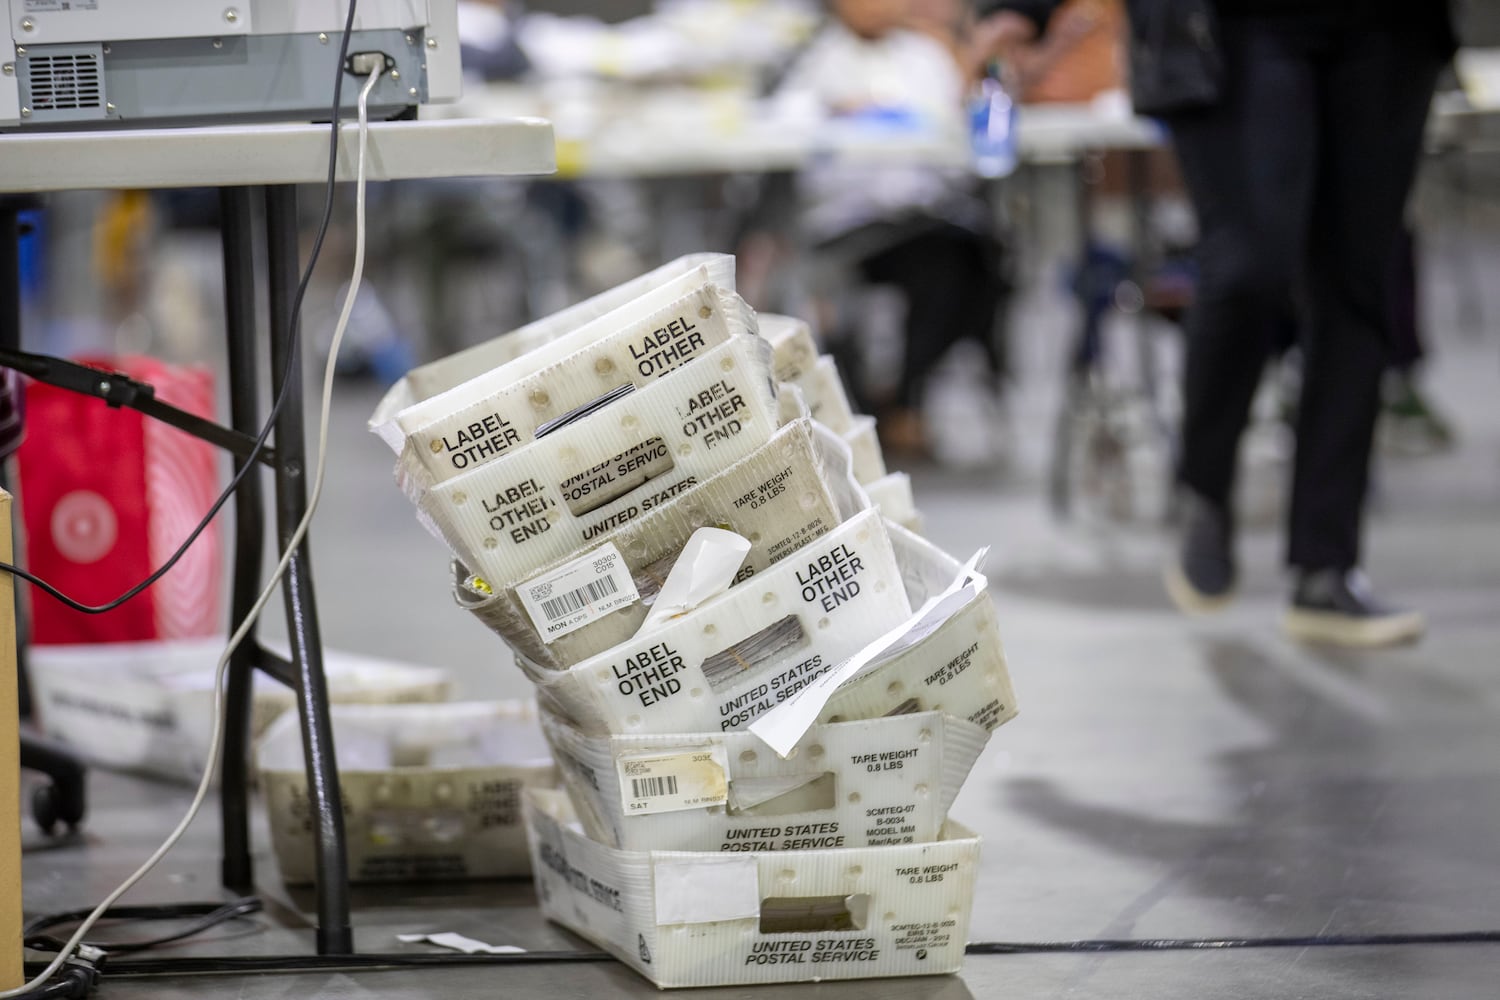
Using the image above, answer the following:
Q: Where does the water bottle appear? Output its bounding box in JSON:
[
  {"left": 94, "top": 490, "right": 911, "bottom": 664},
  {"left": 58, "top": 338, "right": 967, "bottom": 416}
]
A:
[{"left": 969, "top": 65, "right": 1018, "bottom": 179}]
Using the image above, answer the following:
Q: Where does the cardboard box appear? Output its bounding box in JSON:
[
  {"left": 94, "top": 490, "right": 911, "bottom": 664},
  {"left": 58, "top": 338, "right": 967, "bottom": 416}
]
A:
[
  {"left": 29, "top": 641, "right": 450, "bottom": 784},
  {"left": 0, "top": 492, "right": 20, "bottom": 990},
  {"left": 259, "top": 701, "right": 556, "bottom": 884},
  {"left": 542, "top": 708, "right": 988, "bottom": 853},
  {"left": 525, "top": 787, "right": 981, "bottom": 989}
]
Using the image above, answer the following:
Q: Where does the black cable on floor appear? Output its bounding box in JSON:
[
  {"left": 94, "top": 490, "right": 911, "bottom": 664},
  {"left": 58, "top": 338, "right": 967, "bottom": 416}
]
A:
[
  {"left": 964, "top": 930, "right": 1500, "bottom": 953},
  {"left": 26, "top": 929, "right": 1495, "bottom": 982},
  {"left": 27, "top": 952, "right": 617, "bottom": 979},
  {"left": 23, "top": 898, "right": 263, "bottom": 957},
  {"left": 8, "top": 964, "right": 96, "bottom": 1000}
]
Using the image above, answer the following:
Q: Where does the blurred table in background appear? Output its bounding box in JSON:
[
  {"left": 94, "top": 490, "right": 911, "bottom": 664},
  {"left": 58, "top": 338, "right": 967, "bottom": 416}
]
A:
[{"left": 427, "top": 83, "right": 1163, "bottom": 177}]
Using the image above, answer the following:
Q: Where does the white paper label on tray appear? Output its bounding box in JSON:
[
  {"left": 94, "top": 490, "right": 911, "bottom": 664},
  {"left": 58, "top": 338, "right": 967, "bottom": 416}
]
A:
[
  {"left": 617, "top": 744, "right": 729, "bottom": 815},
  {"left": 653, "top": 858, "right": 760, "bottom": 925},
  {"left": 519, "top": 543, "right": 641, "bottom": 643}
]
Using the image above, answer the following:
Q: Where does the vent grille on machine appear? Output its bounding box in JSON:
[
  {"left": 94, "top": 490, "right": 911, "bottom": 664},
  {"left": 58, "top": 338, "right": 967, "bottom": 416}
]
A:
[{"left": 29, "top": 53, "right": 103, "bottom": 111}]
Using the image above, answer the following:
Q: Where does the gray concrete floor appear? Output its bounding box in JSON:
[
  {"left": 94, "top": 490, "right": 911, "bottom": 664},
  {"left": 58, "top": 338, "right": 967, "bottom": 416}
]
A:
[{"left": 17, "top": 193, "right": 1500, "bottom": 998}]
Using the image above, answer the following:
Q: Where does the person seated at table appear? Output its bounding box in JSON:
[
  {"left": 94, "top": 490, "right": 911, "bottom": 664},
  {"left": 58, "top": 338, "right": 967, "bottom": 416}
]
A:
[
  {"left": 994, "top": 0, "right": 1123, "bottom": 104},
  {"left": 778, "top": 0, "right": 1008, "bottom": 457}
]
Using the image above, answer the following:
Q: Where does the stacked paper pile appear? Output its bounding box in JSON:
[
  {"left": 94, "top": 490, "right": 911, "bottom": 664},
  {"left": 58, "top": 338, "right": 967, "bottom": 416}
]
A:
[{"left": 370, "top": 254, "right": 1017, "bottom": 988}]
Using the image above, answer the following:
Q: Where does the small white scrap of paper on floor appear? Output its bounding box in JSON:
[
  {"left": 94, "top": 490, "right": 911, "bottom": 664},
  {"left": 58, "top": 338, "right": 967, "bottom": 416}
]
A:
[{"left": 397, "top": 932, "right": 527, "bottom": 955}]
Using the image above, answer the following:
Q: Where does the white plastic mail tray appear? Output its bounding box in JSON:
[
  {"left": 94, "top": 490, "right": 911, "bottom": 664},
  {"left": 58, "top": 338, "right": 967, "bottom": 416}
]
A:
[
  {"left": 415, "top": 335, "right": 782, "bottom": 588},
  {"left": 761, "top": 314, "right": 819, "bottom": 386},
  {"left": 842, "top": 416, "right": 887, "bottom": 485},
  {"left": 520, "top": 508, "right": 910, "bottom": 736},
  {"left": 258, "top": 701, "right": 556, "bottom": 884},
  {"left": 542, "top": 708, "right": 988, "bottom": 854},
  {"left": 793, "top": 356, "right": 857, "bottom": 435},
  {"left": 371, "top": 253, "right": 735, "bottom": 446},
  {"left": 524, "top": 787, "right": 981, "bottom": 989},
  {"left": 29, "top": 640, "right": 449, "bottom": 784},
  {"left": 749, "top": 520, "right": 1018, "bottom": 759},
  {"left": 453, "top": 419, "right": 868, "bottom": 671},
  {"left": 761, "top": 317, "right": 856, "bottom": 433},
  {"left": 394, "top": 283, "right": 757, "bottom": 486},
  {"left": 864, "top": 472, "right": 922, "bottom": 533}
]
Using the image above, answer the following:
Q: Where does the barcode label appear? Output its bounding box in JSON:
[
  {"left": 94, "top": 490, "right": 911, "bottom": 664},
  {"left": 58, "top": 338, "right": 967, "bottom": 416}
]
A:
[
  {"left": 519, "top": 542, "right": 641, "bottom": 643},
  {"left": 617, "top": 745, "right": 729, "bottom": 816},
  {"left": 631, "top": 775, "right": 679, "bottom": 799},
  {"left": 541, "top": 575, "right": 618, "bottom": 622}
]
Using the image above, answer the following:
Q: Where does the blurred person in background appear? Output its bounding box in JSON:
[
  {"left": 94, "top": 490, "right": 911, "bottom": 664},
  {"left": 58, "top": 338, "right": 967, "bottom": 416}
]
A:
[
  {"left": 781, "top": 0, "right": 1008, "bottom": 457},
  {"left": 998, "top": 0, "right": 1123, "bottom": 102},
  {"left": 976, "top": 0, "right": 1456, "bottom": 647},
  {"left": 1381, "top": 224, "right": 1455, "bottom": 456}
]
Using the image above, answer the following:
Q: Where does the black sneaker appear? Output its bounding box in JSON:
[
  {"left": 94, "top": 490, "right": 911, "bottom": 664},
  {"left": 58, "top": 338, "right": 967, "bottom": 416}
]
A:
[
  {"left": 1164, "top": 490, "right": 1236, "bottom": 614},
  {"left": 1283, "top": 569, "right": 1424, "bottom": 647}
]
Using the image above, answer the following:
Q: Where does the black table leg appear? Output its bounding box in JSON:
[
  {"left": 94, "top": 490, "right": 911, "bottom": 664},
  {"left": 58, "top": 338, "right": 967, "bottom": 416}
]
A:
[
  {"left": 264, "top": 184, "right": 352, "bottom": 956},
  {"left": 218, "top": 185, "right": 263, "bottom": 893}
]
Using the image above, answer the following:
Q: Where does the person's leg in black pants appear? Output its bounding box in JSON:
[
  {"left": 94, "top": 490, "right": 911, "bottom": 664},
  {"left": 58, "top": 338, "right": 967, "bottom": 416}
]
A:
[
  {"left": 1162, "top": 18, "right": 1320, "bottom": 610},
  {"left": 1165, "top": 15, "right": 1445, "bottom": 643},
  {"left": 1382, "top": 224, "right": 1455, "bottom": 452},
  {"left": 859, "top": 221, "right": 1005, "bottom": 450},
  {"left": 1280, "top": 22, "right": 1444, "bottom": 644}
]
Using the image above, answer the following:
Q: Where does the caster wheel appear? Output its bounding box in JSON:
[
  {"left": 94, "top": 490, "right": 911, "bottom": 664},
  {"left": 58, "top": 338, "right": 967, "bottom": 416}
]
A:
[{"left": 31, "top": 782, "right": 60, "bottom": 835}]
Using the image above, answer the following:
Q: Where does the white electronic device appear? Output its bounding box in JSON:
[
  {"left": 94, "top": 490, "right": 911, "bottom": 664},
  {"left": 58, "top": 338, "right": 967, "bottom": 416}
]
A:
[{"left": 1, "top": 0, "right": 461, "bottom": 130}]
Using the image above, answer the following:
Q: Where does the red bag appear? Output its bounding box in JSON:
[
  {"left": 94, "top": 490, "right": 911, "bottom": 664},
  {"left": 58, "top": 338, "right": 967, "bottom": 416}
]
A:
[{"left": 15, "top": 356, "right": 223, "bottom": 644}]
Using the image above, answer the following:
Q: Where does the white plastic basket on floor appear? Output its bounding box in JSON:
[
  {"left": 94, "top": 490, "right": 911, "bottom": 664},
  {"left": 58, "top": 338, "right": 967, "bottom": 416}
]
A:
[
  {"left": 258, "top": 700, "right": 556, "bottom": 884},
  {"left": 525, "top": 787, "right": 981, "bottom": 989},
  {"left": 28, "top": 640, "right": 450, "bottom": 784},
  {"left": 541, "top": 707, "right": 988, "bottom": 853}
]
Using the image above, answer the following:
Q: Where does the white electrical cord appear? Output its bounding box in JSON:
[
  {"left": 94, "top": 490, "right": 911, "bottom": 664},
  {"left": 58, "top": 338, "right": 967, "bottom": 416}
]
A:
[{"left": 1, "top": 64, "right": 385, "bottom": 999}]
